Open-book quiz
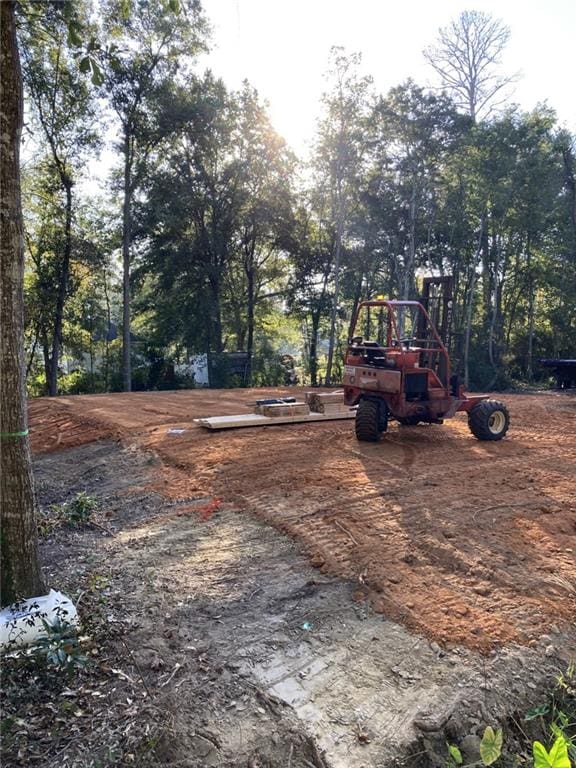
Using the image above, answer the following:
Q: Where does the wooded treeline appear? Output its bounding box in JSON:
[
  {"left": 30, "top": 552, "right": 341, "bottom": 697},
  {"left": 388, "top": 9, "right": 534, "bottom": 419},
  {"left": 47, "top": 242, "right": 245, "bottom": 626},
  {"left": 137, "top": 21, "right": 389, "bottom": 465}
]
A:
[{"left": 19, "top": 0, "right": 576, "bottom": 395}]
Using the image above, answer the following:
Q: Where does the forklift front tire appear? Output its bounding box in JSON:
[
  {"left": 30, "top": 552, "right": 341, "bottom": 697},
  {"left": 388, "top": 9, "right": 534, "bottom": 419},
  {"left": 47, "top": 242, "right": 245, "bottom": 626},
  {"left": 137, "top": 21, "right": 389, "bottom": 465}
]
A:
[
  {"left": 355, "top": 399, "right": 388, "bottom": 442},
  {"left": 468, "top": 400, "right": 510, "bottom": 441}
]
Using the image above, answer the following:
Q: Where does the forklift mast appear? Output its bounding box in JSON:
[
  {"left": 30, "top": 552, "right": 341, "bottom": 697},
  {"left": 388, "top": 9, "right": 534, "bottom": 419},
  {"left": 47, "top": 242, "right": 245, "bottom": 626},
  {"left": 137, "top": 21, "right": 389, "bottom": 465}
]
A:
[{"left": 418, "top": 276, "right": 453, "bottom": 350}]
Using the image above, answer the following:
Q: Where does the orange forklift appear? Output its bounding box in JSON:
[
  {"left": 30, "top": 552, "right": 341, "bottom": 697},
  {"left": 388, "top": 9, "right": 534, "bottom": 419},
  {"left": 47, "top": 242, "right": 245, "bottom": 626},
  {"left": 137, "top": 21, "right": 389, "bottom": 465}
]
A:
[{"left": 342, "top": 279, "right": 510, "bottom": 442}]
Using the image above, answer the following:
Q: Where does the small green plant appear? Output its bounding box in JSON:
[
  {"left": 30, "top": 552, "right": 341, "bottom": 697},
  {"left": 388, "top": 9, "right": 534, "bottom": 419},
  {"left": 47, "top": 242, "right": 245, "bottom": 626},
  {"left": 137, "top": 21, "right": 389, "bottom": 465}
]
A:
[
  {"left": 480, "top": 726, "right": 503, "bottom": 766},
  {"left": 38, "top": 491, "right": 99, "bottom": 534},
  {"left": 447, "top": 743, "right": 464, "bottom": 766},
  {"left": 64, "top": 491, "right": 99, "bottom": 523},
  {"left": 525, "top": 663, "right": 576, "bottom": 765},
  {"left": 35, "top": 617, "right": 87, "bottom": 672},
  {"left": 533, "top": 734, "right": 571, "bottom": 768},
  {"left": 447, "top": 726, "right": 503, "bottom": 767},
  {"left": 447, "top": 663, "right": 576, "bottom": 768}
]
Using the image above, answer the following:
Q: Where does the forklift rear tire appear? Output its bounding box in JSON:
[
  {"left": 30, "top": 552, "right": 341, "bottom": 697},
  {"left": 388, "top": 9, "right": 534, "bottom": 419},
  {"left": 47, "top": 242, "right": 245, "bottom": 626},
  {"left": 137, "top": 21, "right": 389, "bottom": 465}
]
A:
[
  {"left": 355, "top": 399, "right": 387, "bottom": 442},
  {"left": 468, "top": 400, "right": 510, "bottom": 441}
]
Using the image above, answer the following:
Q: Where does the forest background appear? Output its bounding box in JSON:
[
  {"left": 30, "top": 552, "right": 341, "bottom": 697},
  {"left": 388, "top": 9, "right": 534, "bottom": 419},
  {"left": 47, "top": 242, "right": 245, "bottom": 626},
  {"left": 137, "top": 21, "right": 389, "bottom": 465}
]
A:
[{"left": 19, "top": 0, "right": 576, "bottom": 396}]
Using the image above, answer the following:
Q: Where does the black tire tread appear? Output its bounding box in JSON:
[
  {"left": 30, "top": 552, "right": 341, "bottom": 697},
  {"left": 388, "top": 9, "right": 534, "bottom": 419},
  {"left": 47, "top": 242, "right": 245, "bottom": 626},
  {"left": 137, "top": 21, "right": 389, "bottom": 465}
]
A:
[
  {"left": 468, "top": 399, "right": 510, "bottom": 441},
  {"left": 355, "top": 399, "right": 383, "bottom": 442}
]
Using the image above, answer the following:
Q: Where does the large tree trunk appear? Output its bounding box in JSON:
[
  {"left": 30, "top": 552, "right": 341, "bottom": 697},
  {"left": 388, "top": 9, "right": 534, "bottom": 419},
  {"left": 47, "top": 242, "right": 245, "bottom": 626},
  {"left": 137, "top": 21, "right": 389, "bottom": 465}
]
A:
[
  {"left": 0, "top": 1, "right": 46, "bottom": 606},
  {"left": 122, "top": 134, "right": 132, "bottom": 392},
  {"left": 48, "top": 180, "right": 73, "bottom": 396}
]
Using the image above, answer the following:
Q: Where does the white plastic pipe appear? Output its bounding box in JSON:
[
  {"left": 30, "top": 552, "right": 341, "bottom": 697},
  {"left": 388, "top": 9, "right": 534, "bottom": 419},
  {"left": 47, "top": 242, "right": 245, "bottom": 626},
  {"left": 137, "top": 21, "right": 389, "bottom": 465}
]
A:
[{"left": 0, "top": 590, "right": 78, "bottom": 652}]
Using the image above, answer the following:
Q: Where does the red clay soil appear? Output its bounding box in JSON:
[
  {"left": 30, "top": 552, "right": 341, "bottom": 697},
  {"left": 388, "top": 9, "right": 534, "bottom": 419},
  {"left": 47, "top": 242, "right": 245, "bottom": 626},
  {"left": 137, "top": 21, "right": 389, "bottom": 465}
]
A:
[{"left": 29, "top": 389, "right": 576, "bottom": 651}]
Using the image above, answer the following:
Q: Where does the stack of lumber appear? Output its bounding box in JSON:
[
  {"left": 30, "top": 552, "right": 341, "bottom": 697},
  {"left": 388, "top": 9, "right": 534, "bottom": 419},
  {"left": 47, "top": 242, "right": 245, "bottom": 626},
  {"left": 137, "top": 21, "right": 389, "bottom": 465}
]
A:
[
  {"left": 305, "top": 391, "right": 348, "bottom": 414},
  {"left": 253, "top": 397, "right": 296, "bottom": 414},
  {"left": 259, "top": 401, "right": 310, "bottom": 417},
  {"left": 194, "top": 390, "right": 356, "bottom": 430}
]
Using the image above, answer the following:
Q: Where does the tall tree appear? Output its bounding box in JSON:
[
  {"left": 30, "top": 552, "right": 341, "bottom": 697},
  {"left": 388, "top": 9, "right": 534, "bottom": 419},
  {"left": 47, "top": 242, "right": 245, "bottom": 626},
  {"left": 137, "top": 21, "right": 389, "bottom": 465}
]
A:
[
  {"left": 287, "top": 200, "right": 334, "bottom": 386},
  {"left": 477, "top": 109, "right": 566, "bottom": 385},
  {"left": 20, "top": 2, "right": 99, "bottom": 395},
  {"left": 139, "top": 76, "right": 295, "bottom": 380},
  {"left": 100, "top": 0, "right": 207, "bottom": 391},
  {"left": 315, "top": 47, "right": 372, "bottom": 384},
  {"left": 1, "top": 0, "right": 45, "bottom": 605},
  {"left": 423, "top": 10, "right": 517, "bottom": 122},
  {"left": 559, "top": 131, "right": 576, "bottom": 264},
  {"left": 139, "top": 74, "right": 240, "bottom": 356},
  {"left": 369, "top": 81, "right": 464, "bottom": 300},
  {"left": 231, "top": 83, "right": 295, "bottom": 384}
]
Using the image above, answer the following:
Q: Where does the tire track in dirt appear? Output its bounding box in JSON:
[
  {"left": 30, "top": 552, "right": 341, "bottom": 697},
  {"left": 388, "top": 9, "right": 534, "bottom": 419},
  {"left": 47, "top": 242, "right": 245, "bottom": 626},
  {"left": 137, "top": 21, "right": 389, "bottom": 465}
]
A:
[{"left": 200, "top": 399, "right": 575, "bottom": 650}]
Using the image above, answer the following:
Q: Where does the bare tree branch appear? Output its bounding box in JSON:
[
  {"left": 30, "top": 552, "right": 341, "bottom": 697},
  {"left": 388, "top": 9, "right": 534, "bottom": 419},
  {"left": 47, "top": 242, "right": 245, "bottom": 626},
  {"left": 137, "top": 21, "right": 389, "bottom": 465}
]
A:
[{"left": 423, "top": 10, "right": 520, "bottom": 122}]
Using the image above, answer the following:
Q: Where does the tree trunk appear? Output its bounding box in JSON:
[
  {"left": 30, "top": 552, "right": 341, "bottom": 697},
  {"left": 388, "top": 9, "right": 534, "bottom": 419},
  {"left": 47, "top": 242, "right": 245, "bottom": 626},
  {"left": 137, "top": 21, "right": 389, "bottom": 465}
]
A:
[
  {"left": 122, "top": 134, "right": 132, "bottom": 392},
  {"left": 209, "top": 278, "right": 223, "bottom": 354},
  {"left": 41, "top": 330, "right": 50, "bottom": 394},
  {"left": 561, "top": 144, "right": 576, "bottom": 262},
  {"left": 463, "top": 217, "right": 485, "bottom": 390},
  {"left": 347, "top": 269, "right": 365, "bottom": 343},
  {"left": 309, "top": 308, "right": 321, "bottom": 387},
  {"left": 402, "top": 182, "right": 417, "bottom": 300},
  {"left": 0, "top": 2, "right": 46, "bottom": 605},
  {"left": 48, "top": 180, "right": 73, "bottom": 396},
  {"left": 103, "top": 268, "right": 112, "bottom": 391},
  {"left": 26, "top": 323, "right": 40, "bottom": 378},
  {"left": 245, "top": 267, "right": 255, "bottom": 386},
  {"left": 526, "top": 240, "right": 535, "bottom": 381},
  {"left": 463, "top": 267, "right": 477, "bottom": 390},
  {"left": 486, "top": 236, "right": 503, "bottom": 386},
  {"left": 325, "top": 207, "right": 344, "bottom": 386}
]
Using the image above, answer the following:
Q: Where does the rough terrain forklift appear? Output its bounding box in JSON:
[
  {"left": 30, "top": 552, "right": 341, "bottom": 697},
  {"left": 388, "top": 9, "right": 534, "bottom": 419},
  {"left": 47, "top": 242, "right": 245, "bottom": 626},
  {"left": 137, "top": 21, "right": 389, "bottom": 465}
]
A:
[{"left": 342, "top": 284, "right": 510, "bottom": 442}]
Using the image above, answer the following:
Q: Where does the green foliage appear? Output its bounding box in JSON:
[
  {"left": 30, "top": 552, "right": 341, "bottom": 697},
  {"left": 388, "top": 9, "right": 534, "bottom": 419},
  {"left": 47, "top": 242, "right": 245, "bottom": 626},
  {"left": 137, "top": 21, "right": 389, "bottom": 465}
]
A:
[
  {"left": 57, "top": 370, "right": 95, "bottom": 395},
  {"left": 480, "top": 726, "right": 503, "bottom": 766},
  {"left": 446, "top": 726, "right": 503, "bottom": 768},
  {"left": 447, "top": 743, "right": 463, "bottom": 765},
  {"left": 533, "top": 736, "right": 571, "bottom": 768},
  {"left": 526, "top": 703, "right": 553, "bottom": 721},
  {"left": 65, "top": 492, "right": 99, "bottom": 523},
  {"left": 36, "top": 617, "right": 87, "bottom": 672},
  {"left": 523, "top": 663, "right": 576, "bottom": 766},
  {"left": 445, "top": 666, "right": 575, "bottom": 768},
  {"left": 18, "top": 1, "right": 576, "bottom": 396},
  {"left": 39, "top": 492, "right": 98, "bottom": 535}
]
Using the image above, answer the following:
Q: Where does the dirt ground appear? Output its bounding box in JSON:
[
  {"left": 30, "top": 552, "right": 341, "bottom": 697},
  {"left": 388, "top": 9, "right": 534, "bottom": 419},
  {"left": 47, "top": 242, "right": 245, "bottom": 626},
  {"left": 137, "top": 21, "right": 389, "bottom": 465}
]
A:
[
  {"left": 29, "top": 388, "right": 576, "bottom": 653},
  {"left": 6, "top": 387, "right": 574, "bottom": 767}
]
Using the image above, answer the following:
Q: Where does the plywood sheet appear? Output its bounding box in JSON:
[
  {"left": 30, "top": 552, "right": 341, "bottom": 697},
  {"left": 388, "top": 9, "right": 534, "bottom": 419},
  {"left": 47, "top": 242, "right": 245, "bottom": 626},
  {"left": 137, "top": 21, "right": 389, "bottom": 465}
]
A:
[{"left": 194, "top": 409, "right": 356, "bottom": 430}]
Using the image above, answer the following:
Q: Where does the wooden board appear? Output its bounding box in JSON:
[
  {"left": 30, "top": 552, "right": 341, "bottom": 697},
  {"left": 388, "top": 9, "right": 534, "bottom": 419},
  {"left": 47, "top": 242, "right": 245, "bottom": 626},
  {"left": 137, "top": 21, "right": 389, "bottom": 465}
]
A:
[
  {"left": 194, "top": 409, "right": 356, "bottom": 430},
  {"left": 259, "top": 402, "right": 310, "bottom": 417},
  {"left": 305, "top": 391, "right": 345, "bottom": 412},
  {"left": 320, "top": 402, "right": 351, "bottom": 414}
]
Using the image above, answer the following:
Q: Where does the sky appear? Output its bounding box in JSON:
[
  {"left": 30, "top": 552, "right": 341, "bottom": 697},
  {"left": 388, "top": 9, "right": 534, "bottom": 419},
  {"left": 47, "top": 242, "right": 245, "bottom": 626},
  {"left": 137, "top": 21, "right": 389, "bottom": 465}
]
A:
[{"left": 197, "top": 0, "right": 576, "bottom": 156}]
